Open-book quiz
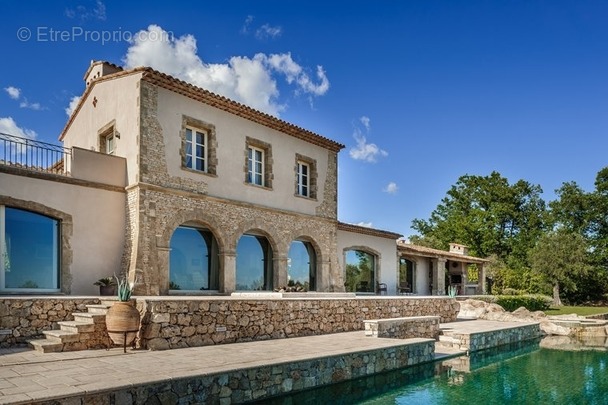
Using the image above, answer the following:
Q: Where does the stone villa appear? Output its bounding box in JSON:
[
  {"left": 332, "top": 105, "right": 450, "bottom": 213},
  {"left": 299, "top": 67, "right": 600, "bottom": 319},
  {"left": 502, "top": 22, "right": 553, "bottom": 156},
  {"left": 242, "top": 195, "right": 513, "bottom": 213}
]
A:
[{"left": 0, "top": 61, "right": 487, "bottom": 297}]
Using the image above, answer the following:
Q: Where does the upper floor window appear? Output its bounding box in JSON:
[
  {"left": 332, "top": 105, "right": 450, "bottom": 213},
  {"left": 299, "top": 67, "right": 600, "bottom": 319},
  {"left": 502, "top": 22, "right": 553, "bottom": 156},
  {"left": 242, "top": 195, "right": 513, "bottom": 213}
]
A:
[
  {"left": 98, "top": 120, "right": 117, "bottom": 155},
  {"left": 248, "top": 146, "right": 264, "bottom": 186},
  {"left": 185, "top": 127, "right": 207, "bottom": 172},
  {"left": 245, "top": 137, "right": 272, "bottom": 189},
  {"left": 180, "top": 116, "right": 217, "bottom": 176},
  {"left": 297, "top": 161, "right": 309, "bottom": 197},
  {"left": 295, "top": 154, "right": 317, "bottom": 199}
]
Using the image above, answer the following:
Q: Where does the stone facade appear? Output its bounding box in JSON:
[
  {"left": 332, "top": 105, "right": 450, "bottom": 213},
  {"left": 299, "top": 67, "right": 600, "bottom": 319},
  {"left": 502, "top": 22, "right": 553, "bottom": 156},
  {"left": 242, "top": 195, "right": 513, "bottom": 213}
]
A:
[
  {"left": 364, "top": 316, "right": 440, "bottom": 340},
  {"left": 138, "top": 297, "right": 459, "bottom": 350}
]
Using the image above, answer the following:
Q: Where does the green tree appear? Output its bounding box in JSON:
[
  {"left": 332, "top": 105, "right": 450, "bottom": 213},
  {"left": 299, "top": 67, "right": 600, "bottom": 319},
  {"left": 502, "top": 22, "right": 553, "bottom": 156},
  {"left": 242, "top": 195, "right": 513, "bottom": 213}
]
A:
[
  {"left": 411, "top": 171, "right": 547, "bottom": 266},
  {"left": 529, "top": 229, "right": 590, "bottom": 306}
]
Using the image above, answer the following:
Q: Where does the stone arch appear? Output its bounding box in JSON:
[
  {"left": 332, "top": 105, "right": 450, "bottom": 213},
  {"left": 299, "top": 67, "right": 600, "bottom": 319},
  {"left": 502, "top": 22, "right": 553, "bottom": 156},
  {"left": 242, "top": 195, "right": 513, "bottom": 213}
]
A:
[
  {"left": 158, "top": 208, "right": 227, "bottom": 294},
  {"left": 0, "top": 196, "right": 73, "bottom": 294},
  {"left": 285, "top": 227, "right": 324, "bottom": 292},
  {"left": 228, "top": 218, "right": 279, "bottom": 255}
]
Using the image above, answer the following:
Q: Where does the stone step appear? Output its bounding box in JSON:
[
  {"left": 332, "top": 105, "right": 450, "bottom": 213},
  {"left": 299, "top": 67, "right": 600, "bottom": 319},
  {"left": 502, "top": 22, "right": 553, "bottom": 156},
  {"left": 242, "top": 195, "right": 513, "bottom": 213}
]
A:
[
  {"left": 28, "top": 339, "right": 64, "bottom": 353},
  {"left": 86, "top": 304, "right": 112, "bottom": 315},
  {"left": 438, "top": 335, "right": 459, "bottom": 345},
  {"left": 57, "top": 320, "right": 96, "bottom": 333},
  {"left": 43, "top": 329, "right": 81, "bottom": 343},
  {"left": 73, "top": 312, "right": 106, "bottom": 324},
  {"left": 100, "top": 299, "right": 119, "bottom": 307}
]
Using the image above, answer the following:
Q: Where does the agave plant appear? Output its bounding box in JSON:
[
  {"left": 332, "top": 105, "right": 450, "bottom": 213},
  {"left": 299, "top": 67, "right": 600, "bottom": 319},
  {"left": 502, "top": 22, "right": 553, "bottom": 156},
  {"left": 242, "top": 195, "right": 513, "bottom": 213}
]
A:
[{"left": 115, "top": 274, "right": 136, "bottom": 301}]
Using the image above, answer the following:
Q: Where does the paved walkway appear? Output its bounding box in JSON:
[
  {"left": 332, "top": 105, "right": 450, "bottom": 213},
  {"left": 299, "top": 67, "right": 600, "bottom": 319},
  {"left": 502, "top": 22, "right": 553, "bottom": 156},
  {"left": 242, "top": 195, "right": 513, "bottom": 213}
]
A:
[{"left": 0, "top": 320, "right": 521, "bottom": 404}]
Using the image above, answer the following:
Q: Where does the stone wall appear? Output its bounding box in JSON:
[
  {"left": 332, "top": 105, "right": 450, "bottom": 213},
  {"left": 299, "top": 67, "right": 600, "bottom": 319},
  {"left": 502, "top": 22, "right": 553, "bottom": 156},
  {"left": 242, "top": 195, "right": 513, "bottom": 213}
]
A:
[
  {"left": 364, "top": 316, "right": 440, "bottom": 340},
  {"left": 444, "top": 323, "right": 542, "bottom": 352},
  {"left": 33, "top": 339, "right": 435, "bottom": 404},
  {"left": 0, "top": 298, "right": 101, "bottom": 347},
  {"left": 139, "top": 297, "right": 459, "bottom": 350}
]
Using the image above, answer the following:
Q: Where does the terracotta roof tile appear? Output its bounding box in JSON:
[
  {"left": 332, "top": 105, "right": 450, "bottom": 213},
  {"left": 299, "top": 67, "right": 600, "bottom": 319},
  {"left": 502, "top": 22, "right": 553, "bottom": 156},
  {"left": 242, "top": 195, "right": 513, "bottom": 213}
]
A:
[
  {"left": 337, "top": 222, "right": 403, "bottom": 240},
  {"left": 397, "top": 241, "right": 488, "bottom": 263},
  {"left": 60, "top": 64, "right": 345, "bottom": 153}
]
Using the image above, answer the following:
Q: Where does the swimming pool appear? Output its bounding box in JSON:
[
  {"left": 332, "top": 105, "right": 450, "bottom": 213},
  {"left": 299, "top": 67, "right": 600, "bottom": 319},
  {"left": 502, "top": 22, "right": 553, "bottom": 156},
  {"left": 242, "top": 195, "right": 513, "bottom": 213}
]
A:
[{"left": 259, "top": 337, "right": 608, "bottom": 404}]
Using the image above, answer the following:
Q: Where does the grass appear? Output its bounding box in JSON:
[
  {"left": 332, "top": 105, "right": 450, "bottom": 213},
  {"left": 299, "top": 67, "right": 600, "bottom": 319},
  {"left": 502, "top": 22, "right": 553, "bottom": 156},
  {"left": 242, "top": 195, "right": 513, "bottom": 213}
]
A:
[{"left": 544, "top": 306, "right": 608, "bottom": 316}]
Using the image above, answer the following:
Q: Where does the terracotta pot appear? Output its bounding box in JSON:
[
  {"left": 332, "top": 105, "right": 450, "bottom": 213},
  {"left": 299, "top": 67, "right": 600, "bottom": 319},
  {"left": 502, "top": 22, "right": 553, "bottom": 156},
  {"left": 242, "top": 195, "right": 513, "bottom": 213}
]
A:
[{"left": 105, "top": 301, "right": 140, "bottom": 349}]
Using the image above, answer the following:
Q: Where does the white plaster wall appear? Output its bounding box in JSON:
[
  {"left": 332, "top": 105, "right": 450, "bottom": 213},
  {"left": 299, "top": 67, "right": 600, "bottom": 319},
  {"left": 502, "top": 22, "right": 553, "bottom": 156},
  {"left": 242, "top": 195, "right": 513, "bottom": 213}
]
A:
[
  {"left": 336, "top": 230, "right": 398, "bottom": 294},
  {"left": 62, "top": 74, "right": 142, "bottom": 186},
  {"left": 156, "top": 88, "right": 331, "bottom": 216},
  {"left": 0, "top": 172, "right": 126, "bottom": 295}
]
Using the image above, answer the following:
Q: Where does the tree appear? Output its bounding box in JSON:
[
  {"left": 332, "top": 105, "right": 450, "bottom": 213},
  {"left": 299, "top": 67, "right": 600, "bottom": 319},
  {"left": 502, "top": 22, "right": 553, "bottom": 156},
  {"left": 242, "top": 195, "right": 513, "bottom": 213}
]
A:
[
  {"left": 529, "top": 229, "right": 590, "bottom": 306},
  {"left": 411, "top": 171, "right": 547, "bottom": 266}
]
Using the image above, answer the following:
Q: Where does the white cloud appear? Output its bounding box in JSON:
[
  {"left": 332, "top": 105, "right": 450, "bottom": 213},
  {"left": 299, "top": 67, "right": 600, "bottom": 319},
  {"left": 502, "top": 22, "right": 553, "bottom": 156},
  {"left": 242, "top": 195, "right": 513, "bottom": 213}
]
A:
[
  {"left": 19, "top": 100, "right": 43, "bottom": 110},
  {"left": 4, "top": 86, "right": 20, "bottom": 100},
  {"left": 123, "top": 25, "right": 329, "bottom": 116},
  {"left": 0, "top": 117, "right": 37, "bottom": 139},
  {"left": 65, "top": 0, "right": 106, "bottom": 21},
  {"left": 383, "top": 182, "right": 398, "bottom": 194},
  {"left": 349, "top": 116, "right": 388, "bottom": 163},
  {"left": 356, "top": 221, "right": 373, "bottom": 228},
  {"left": 241, "top": 15, "right": 254, "bottom": 34},
  {"left": 65, "top": 96, "right": 81, "bottom": 117},
  {"left": 256, "top": 24, "right": 283, "bottom": 40},
  {"left": 5, "top": 87, "right": 44, "bottom": 110}
]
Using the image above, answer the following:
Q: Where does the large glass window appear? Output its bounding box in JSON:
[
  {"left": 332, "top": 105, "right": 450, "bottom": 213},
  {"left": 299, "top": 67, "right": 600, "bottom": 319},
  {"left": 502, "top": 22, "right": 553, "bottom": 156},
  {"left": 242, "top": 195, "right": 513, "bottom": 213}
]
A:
[
  {"left": 169, "top": 226, "right": 219, "bottom": 291},
  {"left": 344, "top": 249, "right": 376, "bottom": 293},
  {"left": 1, "top": 207, "right": 60, "bottom": 292},
  {"left": 185, "top": 127, "right": 207, "bottom": 172},
  {"left": 236, "top": 234, "right": 272, "bottom": 290},
  {"left": 288, "top": 240, "right": 316, "bottom": 291},
  {"left": 399, "top": 258, "right": 415, "bottom": 294}
]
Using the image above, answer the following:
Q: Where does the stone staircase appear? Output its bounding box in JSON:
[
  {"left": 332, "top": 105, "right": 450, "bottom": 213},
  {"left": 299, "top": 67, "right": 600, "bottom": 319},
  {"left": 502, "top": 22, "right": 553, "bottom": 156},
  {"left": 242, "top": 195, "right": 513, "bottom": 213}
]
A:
[
  {"left": 436, "top": 327, "right": 466, "bottom": 351},
  {"left": 27, "top": 302, "right": 114, "bottom": 353}
]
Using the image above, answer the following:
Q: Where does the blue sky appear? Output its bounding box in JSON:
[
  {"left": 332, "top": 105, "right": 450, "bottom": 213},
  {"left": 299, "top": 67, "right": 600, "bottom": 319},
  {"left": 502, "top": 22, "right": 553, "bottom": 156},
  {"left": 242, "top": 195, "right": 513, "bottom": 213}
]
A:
[{"left": 1, "top": 1, "right": 607, "bottom": 239}]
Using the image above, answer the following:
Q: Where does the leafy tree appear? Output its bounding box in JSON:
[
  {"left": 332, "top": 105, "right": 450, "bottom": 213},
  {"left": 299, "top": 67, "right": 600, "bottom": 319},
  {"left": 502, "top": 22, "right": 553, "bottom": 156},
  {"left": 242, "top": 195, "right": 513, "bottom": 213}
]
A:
[
  {"left": 529, "top": 229, "right": 590, "bottom": 306},
  {"left": 411, "top": 171, "right": 547, "bottom": 265}
]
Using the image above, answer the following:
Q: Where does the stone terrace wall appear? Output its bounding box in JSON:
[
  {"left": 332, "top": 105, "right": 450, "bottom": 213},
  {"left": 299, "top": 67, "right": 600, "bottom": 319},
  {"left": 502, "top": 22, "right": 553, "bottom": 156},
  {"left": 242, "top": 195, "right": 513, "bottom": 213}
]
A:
[
  {"left": 139, "top": 297, "right": 459, "bottom": 350},
  {"left": 0, "top": 298, "right": 101, "bottom": 347}
]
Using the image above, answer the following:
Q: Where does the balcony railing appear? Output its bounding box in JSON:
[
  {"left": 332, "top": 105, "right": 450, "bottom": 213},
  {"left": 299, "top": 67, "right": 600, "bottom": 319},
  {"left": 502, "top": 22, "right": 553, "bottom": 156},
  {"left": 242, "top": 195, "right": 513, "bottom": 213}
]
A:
[{"left": 0, "top": 132, "right": 71, "bottom": 175}]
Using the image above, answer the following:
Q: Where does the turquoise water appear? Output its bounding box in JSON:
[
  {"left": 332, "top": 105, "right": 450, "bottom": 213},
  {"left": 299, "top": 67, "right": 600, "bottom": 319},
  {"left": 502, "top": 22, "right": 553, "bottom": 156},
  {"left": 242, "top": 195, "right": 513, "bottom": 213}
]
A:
[{"left": 260, "top": 339, "right": 608, "bottom": 405}]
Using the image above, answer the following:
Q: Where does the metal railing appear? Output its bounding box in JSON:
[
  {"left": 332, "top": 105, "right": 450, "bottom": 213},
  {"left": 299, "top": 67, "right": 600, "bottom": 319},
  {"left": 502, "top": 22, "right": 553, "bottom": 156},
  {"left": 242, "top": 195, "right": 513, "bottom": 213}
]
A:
[{"left": 0, "top": 132, "right": 71, "bottom": 175}]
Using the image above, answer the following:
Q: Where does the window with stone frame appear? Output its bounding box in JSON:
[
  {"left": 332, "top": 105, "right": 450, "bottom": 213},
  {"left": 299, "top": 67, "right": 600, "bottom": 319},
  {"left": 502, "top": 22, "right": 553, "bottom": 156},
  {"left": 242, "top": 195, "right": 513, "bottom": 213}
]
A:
[
  {"left": 245, "top": 137, "right": 273, "bottom": 188},
  {"left": 295, "top": 154, "right": 317, "bottom": 199},
  {"left": 98, "top": 121, "right": 117, "bottom": 155},
  {"left": 180, "top": 116, "right": 217, "bottom": 176}
]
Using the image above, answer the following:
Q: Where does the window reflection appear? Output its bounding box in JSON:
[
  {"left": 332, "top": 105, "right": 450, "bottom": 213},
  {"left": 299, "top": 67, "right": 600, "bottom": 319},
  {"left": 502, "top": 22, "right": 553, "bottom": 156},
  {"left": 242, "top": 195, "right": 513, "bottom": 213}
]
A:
[
  {"left": 288, "top": 240, "right": 316, "bottom": 291},
  {"left": 236, "top": 234, "right": 272, "bottom": 290},
  {"left": 344, "top": 249, "right": 375, "bottom": 293},
  {"left": 2, "top": 207, "right": 59, "bottom": 291},
  {"left": 169, "top": 226, "right": 219, "bottom": 291}
]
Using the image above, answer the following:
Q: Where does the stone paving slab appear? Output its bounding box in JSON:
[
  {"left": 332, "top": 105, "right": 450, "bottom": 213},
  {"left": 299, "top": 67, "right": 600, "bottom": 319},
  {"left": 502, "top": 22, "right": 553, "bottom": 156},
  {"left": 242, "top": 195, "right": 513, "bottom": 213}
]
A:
[{"left": 0, "top": 322, "right": 487, "bottom": 404}]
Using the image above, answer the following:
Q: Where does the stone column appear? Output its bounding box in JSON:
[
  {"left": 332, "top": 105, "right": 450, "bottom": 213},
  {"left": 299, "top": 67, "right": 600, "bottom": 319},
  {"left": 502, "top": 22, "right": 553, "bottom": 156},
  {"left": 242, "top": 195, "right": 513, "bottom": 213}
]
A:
[
  {"left": 274, "top": 254, "right": 288, "bottom": 290},
  {"left": 461, "top": 263, "right": 468, "bottom": 295},
  {"left": 221, "top": 250, "right": 236, "bottom": 294},
  {"left": 432, "top": 258, "right": 447, "bottom": 295},
  {"left": 478, "top": 263, "right": 486, "bottom": 294}
]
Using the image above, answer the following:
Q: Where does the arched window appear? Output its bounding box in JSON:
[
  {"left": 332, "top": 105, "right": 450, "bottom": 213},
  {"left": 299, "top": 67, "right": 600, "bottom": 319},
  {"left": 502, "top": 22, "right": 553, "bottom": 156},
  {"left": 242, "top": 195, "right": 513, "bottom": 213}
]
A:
[
  {"left": 1, "top": 207, "right": 60, "bottom": 292},
  {"left": 344, "top": 249, "right": 376, "bottom": 293},
  {"left": 236, "top": 234, "right": 273, "bottom": 291},
  {"left": 288, "top": 240, "right": 316, "bottom": 291},
  {"left": 169, "top": 226, "right": 219, "bottom": 291}
]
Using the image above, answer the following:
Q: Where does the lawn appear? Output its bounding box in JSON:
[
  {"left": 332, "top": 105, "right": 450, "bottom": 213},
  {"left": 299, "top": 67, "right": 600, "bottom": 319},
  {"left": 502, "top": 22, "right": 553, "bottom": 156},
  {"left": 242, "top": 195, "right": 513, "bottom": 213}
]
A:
[{"left": 544, "top": 306, "right": 608, "bottom": 316}]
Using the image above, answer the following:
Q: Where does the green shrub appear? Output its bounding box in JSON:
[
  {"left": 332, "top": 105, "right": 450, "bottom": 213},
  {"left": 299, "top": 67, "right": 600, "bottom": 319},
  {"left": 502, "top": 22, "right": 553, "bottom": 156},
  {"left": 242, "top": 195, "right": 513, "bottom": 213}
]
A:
[
  {"left": 495, "top": 294, "right": 552, "bottom": 312},
  {"left": 501, "top": 288, "right": 521, "bottom": 296}
]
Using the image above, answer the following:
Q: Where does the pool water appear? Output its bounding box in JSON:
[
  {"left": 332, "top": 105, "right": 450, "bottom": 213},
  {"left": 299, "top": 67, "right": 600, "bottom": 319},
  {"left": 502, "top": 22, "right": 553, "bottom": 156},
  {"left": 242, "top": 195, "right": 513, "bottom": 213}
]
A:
[{"left": 260, "top": 338, "right": 608, "bottom": 405}]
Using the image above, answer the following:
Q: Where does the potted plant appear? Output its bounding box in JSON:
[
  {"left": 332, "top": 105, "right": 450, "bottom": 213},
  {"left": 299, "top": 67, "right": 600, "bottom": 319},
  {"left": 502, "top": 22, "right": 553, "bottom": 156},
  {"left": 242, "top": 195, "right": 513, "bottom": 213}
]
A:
[
  {"left": 94, "top": 277, "right": 116, "bottom": 296},
  {"left": 105, "top": 274, "right": 140, "bottom": 352}
]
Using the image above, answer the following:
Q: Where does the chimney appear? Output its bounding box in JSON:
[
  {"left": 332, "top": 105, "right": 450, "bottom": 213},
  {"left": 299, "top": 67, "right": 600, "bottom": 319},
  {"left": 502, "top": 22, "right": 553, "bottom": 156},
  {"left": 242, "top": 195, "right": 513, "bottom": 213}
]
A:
[
  {"left": 449, "top": 243, "right": 468, "bottom": 255},
  {"left": 83, "top": 60, "right": 123, "bottom": 87}
]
